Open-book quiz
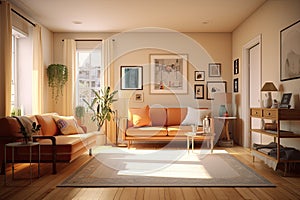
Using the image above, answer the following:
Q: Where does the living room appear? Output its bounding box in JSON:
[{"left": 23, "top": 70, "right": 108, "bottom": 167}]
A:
[{"left": 0, "top": 0, "right": 300, "bottom": 199}]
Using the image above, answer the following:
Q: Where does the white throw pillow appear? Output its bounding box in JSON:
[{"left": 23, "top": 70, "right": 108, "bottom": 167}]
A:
[
  {"left": 181, "top": 107, "right": 211, "bottom": 126},
  {"left": 52, "top": 115, "right": 84, "bottom": 135}
]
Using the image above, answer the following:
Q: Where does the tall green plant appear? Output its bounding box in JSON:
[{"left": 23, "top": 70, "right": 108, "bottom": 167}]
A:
[
  {"left": 83, "top": 87, "right": 118, "bottom": 131},
  {"left": 47, "top": 64, "right": 68, "bottom": 102}
]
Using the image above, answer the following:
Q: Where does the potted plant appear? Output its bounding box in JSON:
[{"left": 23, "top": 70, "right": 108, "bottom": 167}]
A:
[
  {"left": 75, "top": 105, "right": 85, "bottom": 125},
  {"left": 83, "top": 86, "right": 118, "bottom": 131},
  {"left": 47, "top": 64, "right": 68, "bottom": 102}
]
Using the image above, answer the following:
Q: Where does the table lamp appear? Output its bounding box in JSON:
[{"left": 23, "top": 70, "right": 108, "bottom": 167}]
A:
[{"left": 261, "top": 82, "right": 278, "bottom": 108}]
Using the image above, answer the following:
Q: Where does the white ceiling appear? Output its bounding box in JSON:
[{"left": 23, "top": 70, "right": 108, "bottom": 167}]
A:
[{"left": 9, "top": 0, "right": 267, "bottom": 32}]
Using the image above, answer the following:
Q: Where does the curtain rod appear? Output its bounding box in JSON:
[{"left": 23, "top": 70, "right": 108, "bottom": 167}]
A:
[
  {"left": 11, "top": 8, "right": 36, "bottom": 27},
  {"left": 62, "top": 39, "right": 102, "bottom": 42}
]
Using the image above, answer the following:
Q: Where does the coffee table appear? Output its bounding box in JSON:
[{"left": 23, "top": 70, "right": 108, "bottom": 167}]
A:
[{"left": 185, "top": 132, "right": 214, "bottom": 153}]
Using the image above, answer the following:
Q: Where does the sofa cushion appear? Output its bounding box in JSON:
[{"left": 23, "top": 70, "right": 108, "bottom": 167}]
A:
[
  {"left": 35, "top": 114, "right": 58, "bottom": 136},
  {"left": 0, "top": 117, "right": 22, "bottom": 137},
  {"left": 128, "top": 105, "right": 152, "bottom": 127},
  {"left": 52, "top": 115, "right": 84, "bottom": 135},
  {"left": 167, "top": 125, "right": 203, "bottom": 136},
  {"left": 181, "top": 107, "right": 211, "bottom": 126},
  {"left": 166, "top": 108, "right": 187, "bottom": 126},
  {"left": 126, "top": 126, "right": 168, "bottom": 137},
  {"left": 150, "top": 108, "right": 167, "bottom": 126}
]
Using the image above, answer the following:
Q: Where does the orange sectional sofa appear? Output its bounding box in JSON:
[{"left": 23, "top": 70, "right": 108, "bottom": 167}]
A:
[
  {"left": 123, "top": 106, "right": 214, "bottom": 148},
  {"left": 0, "top": 113, "right": 98, "bottom": 174}
]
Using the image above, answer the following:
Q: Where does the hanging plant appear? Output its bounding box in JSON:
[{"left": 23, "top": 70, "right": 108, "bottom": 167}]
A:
[{"left": 47, "top": 64, "right": 68, "bottom": 102}]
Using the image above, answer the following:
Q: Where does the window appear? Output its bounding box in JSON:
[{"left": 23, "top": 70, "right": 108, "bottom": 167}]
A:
[
  {"left": 11, "top": 28, "right": 27, "bottom": 115},
  {"left": 76, "top": 43, "right": 103, "bottom": 108}
]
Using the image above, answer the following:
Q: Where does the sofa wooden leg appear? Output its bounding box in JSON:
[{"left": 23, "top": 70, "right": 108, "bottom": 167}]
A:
[
  {"left": 89, "top": 148, "right": 92, "bottom": 156},
  {"left": 0, "top": 162, "right": 4, "bottom": 175}
]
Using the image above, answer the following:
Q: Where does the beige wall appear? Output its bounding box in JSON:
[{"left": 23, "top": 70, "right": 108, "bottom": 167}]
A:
[
  {"left": 112, "top": 32, "right": 232, "bottom": 118},
  {"left": 232, "top": 0, "right": 300, "bottom": 148},
  {"left": 53, "top": 32, "right": 232, "bottom": 116}
]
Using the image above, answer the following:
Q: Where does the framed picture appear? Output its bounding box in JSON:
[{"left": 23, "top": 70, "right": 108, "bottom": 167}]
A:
[
  {"left": 194, "top": 84, "right": 204, "bottom": 99},
  {"left": 195, "top": 71, "right": 205, "bottom": 81},
  {"left": 133, "top": 92, "right": 144, "bottom": 102},
  {"left": 206, "top": 81, "right": 227, "bottom": 100},
  {"left": 280, "top": 20, "right": 300, "bottom": 81},
  {"left": 208, "top": 63, "right": 221, "bottom": 77},
  {"left": 234, "top": 78, "right": 238, "bottom": 93},
  {"left": 120, "top": 66, "right": 143, "bottom": 90},
  {"left": 279, "top": 93, "right": 292, "bottom": 108},
  {"left": 234, "top": 59, "right": 239, "bottom": 75},
  {"left": 150, "top": 54, "right": 188, "bottom": 94}
]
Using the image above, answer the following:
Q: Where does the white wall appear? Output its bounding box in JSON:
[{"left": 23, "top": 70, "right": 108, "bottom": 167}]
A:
[{"left": 232, "top": 0, "right": 300, "bottom": 148}]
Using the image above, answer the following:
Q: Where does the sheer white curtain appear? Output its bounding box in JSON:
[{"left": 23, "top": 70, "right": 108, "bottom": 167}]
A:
[
  {"left": 32, "top": 24, "right": 43, "bottom": 114},
  {"left": 61, "top": 39, "right": 76, "bottom": 116},
  {"left": 0, "top": 2, "right": 12, "bottom": 116},
  {"left": 102, "top": 38, "right": 115, "bottom": 142}
]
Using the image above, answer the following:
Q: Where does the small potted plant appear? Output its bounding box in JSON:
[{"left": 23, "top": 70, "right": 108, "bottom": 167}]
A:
[{"left": 75, "top": 105, "right": 85, "bottom": 125}]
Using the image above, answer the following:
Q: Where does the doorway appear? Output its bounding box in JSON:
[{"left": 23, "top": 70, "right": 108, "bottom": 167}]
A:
[{"left": 241, "top": 35, "right": 262, "bottom": 148}]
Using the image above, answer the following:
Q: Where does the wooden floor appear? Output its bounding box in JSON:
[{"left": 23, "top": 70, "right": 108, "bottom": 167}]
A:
[{"left": 1, "top": 143, "right": 300, "bottom": 200}]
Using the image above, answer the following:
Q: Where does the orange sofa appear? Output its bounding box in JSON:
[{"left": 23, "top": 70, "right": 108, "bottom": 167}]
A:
[
  {"left": 0, "top": 113, "right": 98, "bottom": 174},
  {"left": 123, "top": 107, "right": 214, "bottom": 148}
]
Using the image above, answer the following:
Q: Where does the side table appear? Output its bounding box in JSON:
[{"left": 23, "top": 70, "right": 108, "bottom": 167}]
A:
[
  {"left": 185, "top": 132, "right": 214, "bottom": 153},
  {"left": 214, "top": 116, "right": 237, "bottom": 140},
  {"left": 4, "top": 142, "right": 40, "bottom": 185}
]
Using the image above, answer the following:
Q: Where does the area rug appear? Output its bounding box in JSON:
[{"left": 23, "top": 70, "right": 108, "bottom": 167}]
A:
[{"left": 58, "top": 148, "right": 275, "bottom": 187}]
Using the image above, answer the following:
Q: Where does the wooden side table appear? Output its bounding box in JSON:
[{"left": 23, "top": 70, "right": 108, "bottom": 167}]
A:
[
  {"left": 4, "top": 142, "right": 40, "bottom": 185},
  {"left": 214, "top": 117, "right": 237, "bottom": 140}
]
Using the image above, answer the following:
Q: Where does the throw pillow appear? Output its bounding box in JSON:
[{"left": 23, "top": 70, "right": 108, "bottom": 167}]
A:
[
  {"left": 181, "top": 107, "right": 211, "bottom": 126},
  {"left": 129, "top": 105, "right": 152, "bottom": 127},
  {"left": 52, "top": 115, "right": 84, "bottom": 135}
]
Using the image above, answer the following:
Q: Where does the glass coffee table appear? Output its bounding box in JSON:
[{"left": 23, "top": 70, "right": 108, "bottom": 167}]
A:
[
  {"left": 4, "top": 142, "right": 40, "bottom": 185},
  {"left": 185, "top": 132, "right": 215, "bottom": 153}
]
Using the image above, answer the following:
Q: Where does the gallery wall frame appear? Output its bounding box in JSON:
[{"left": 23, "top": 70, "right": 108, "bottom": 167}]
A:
[
  {"left": 280, "top": 20, "right": 300, "bottom": 81},
  {"left": 195, "top": 71, "right": 205, "bottom": 81},
  {"left": 208, "top": 63, "right": 221, "bottom": 77},
  {"left": 194, "top": 84, "right": 204, "bottom": 99},
  {"left": 206, "top": 81, "right": 227, "bottom": 100},
  {"left": 234, "top": 78, "right": 238, "bottom": 93},
  {"left": 133, "top": 91, "right": 144, "bottom": 103},
  {"left": 150, "top": 54, "right": 188, "bottom": 94},
  {"left": 120, "top": 66, "right": 143, "bottom": 90},
  {"left": 234, "top": 59, "right": 239, "bottom": 75}
]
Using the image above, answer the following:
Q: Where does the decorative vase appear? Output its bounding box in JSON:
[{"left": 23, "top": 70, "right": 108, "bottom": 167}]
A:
[
  {"left": 263, "top": 92, "right": 272, "bottom": 108},
  {"left": 203, "top": 116, "right": 210, "bottom": 133},
  {"left": 219, "top": 105, "right": 227, "bottom": 117}
]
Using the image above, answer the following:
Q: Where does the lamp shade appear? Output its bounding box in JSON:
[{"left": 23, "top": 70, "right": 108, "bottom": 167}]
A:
[{"left": 261, "top": 82, "right": 278, "bottom": 92}]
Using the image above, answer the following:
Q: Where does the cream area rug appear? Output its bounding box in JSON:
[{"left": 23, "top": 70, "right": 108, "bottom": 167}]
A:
[{"left": 58, "top": 147, "right": 274, "bottom": 187}]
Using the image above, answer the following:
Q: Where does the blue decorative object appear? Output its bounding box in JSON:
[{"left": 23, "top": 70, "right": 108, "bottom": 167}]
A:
[{"left": 219, "top": 105, "right": 227, "bottom": 117}]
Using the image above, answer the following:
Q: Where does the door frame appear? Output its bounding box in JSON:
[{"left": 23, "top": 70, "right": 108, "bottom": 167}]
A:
[{"left": 241, "top": 34, "right": 262, "bottom": 148}]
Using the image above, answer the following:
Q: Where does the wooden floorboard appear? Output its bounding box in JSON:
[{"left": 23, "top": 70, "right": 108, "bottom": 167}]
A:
[{"left": 0, "top": 144, "right": 299, "bottom": 200}]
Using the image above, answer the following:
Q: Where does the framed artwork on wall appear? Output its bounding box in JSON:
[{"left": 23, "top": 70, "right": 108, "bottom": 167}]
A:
[
  {"left": 280, "top": 20, "right": 300, "bottom": 81},
  {"left": 234, "top": 59, "right": 239, "bottom": 75},
  {"left": 120, "top": 66, "right": 143, "bottom": 90},
  {"left": 234, "top": 78, "right": 238, "bottom": 93},
  {"left": 208, "top": 63, "right": 221, "bottom": 77},
  {"left": 133, "top": 92, "right": 144, "bottom": 103},
  {"left": 194, "top": 84, "right": 204, "bottom": 99},
  {"left": 206, "top": 81, "right": 227, "bottom": 100},
  {"left": 195, "top": 71, "right": 205, "bottom": 81},
  {"left": 150, "top": 54, "right": 188, "bottom": 94}
]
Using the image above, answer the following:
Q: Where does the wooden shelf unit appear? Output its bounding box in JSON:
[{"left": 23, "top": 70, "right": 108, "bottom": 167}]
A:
[{"left": 250, "top": 108, "right": 300, "bottom": 174}]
